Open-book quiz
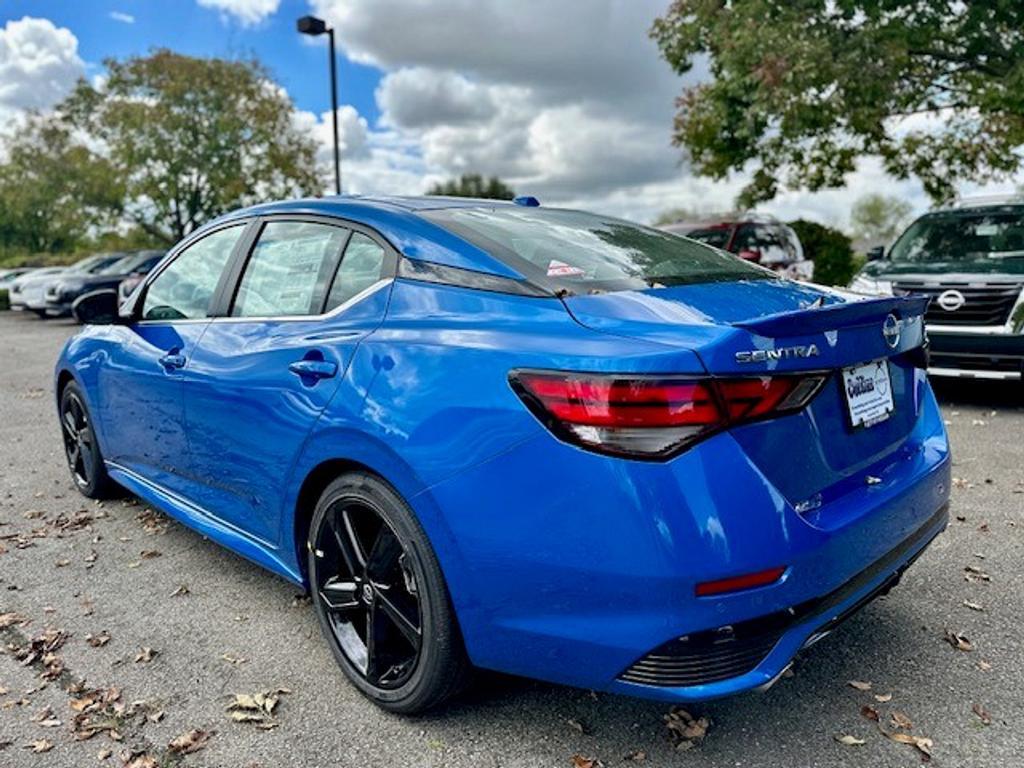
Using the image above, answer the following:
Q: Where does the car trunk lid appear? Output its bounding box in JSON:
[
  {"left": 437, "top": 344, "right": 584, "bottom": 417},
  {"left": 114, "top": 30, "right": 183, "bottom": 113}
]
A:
[{"left": 562, "top": 279, "right": 931, "bottom": 500}]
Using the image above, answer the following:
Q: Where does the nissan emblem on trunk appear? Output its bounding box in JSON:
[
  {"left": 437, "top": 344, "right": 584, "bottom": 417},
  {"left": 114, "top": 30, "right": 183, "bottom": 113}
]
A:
[{"left": 883, "top": 313, "right": 901, "bottom": 348}]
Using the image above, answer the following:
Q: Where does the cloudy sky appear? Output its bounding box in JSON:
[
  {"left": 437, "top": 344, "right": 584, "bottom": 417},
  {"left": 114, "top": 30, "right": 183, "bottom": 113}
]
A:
[{"left": 0, "top": 0, "right": 1015, "bottom": 228}]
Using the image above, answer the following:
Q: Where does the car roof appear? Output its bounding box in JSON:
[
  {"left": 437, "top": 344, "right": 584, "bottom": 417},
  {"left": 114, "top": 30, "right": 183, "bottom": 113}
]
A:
[{"left": 205, "top": 196, "right": 535, "bottom": 279}]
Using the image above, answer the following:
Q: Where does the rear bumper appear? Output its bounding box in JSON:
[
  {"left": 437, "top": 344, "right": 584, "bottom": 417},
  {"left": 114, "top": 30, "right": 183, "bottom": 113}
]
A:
[{"left": 928, "top": 327, "right": 1024, "bottom": 381}]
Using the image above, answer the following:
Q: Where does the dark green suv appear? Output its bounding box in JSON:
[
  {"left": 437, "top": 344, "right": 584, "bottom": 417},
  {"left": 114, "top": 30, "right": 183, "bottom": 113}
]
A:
[{"left": 850, "top": 198, "right": 1024, "bottom": 382}]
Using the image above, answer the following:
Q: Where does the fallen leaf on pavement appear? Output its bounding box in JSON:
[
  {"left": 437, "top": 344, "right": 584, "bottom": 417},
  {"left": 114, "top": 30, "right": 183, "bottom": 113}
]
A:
[
  {"left": 860, "top": 705, "right": 879, "bottom": 722},
  {"left": 571, "top": 755, "right": 601, "bottom": 768},
  {"left": 890, "top": 711, "right": 913, "bottom": 730},
  {"left": 623, "top": 749, "right": 646, "bottom": 761},
  {"left": 170, "top": 584, "right": 190, "bottom": 597},
  {"left": 972, "top": 703, "right": 992, "bottom": 725},
  {"left": 962, "top": 600, "right": 985, "bottom": 612},
  {"left": 944, "top": 629, "right": 973, "bottom": 652},
  {"left": 874, "top": 693, "right": 893, "bottom": 703},
  {"left": 226, "top": 689, "right": 291, "bottom": 728},
  {"left": 86, "top": 631, "right": 111, "bottom": 648},
  {"left": 978, "top": 660, "right": 992, "bottom": 671},
  {"left": 567, "top": 718, "right": 585, "bottom": 734},
  {"left": 25, "top": 739, "right": 53, "bottom": 753},
  {"left": 847, "top": 680, "right": 872, "bottom": 691},
  {"left": 97, "top": 747, "right": 111, "bottom": 760},
  {"left": 834, "top": 734, "right": 865, "bottom": 746},
  {"left": 140, "top": 550, "right": 161, "bottom": 559},
  {"left": 134, "top": 647, "right": 156, "bottom": 663},
  {"left": 221, "top": 653, "right": 247, "bottom": 665},
  {"left": 664, "top": 707, "right": 710, "bottom": 750},
  {"left": 963, "top": 565, "right": 991, "bottom": 583},
  {"left": 881, "top": 729, "right": 932, "bottom": 760},
  {"left": 168, "top": 728, "right": 212, "bottom": 755}
]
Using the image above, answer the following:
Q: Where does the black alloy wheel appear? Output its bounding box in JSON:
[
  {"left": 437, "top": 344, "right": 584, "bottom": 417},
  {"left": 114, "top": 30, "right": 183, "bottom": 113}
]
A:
[
  {"left": 308, "top": 473, "right": 469, "bottom": 713},
  {"left": 60, "top": 382, "right": 115, "bottom": 499}
]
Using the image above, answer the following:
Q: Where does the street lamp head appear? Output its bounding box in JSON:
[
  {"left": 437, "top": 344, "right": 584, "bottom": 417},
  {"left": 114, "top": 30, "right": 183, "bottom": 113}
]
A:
[{"left": 296, "top": 15, "right": 329, "bottom": 35}]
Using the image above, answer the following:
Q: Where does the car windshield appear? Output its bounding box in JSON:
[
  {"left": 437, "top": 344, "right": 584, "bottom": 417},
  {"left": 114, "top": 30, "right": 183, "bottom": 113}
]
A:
[
  {"left": 71, "top": 254, "right": 112, "bottom": 273},
  {"left": 422, "top": 207, "right": 770, "bottom": 292},
  {"left": 100, "top": 252, "right": 154, "bottom": 275},
  {"left": 684, "top": 227, "right": 732, "bottom": 249},
  {"left": 889, "top": 208, "right": 1024, "bottom": 262}
]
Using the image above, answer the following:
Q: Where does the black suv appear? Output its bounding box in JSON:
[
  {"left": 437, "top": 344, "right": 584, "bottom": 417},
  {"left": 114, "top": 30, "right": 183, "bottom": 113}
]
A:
[{"left": 850, "top": 197, "right": 1024, "bottom": 382}]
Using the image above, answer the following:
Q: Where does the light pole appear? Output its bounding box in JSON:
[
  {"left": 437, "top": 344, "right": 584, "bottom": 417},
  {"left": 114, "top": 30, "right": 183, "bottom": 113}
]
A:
[{"left": 297, "top": 15, "right": 341, "bottom": 195}]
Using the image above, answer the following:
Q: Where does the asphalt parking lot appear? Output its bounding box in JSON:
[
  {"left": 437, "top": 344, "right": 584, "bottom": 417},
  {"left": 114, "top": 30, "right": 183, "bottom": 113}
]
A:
[{"left": 1, "top": 310, "right": 1022, "bottom": 768}]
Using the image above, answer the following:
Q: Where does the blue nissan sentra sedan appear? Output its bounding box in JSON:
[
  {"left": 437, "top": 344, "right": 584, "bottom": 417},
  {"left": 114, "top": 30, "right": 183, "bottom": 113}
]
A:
[{"left": 56, "top": 196, "right": 950, "bottom": 713}]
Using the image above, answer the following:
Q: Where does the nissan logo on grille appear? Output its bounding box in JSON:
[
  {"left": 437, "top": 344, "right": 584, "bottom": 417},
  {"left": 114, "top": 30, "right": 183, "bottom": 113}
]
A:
[{"left": 936, "top": 289, "right": 966, "bottom": 312}]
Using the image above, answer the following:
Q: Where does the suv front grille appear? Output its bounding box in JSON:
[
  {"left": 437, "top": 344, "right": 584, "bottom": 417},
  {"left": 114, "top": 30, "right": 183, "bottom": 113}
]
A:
[{"left": 894, "top": 280, "right": 1023, "bottom": 326}]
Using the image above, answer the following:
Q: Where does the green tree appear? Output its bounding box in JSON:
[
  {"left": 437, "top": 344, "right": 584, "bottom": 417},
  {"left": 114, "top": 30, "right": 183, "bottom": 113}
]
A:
[
  {"left": 60, "top": 49, "right": 320, "bottom": 245},
  {"left": 651, "top": 3, "right": 1024, "bottom": 207},
  {"left": 850, "top": 193, "right": 913, "bottom": 245},
  {"left": 428, "top": 174, "right": 515, "bottom": 200},
  {"left": 0, "top": 116, "right": 122, "bottom": 255},
  {"left": 788, "top": 219, "right": 855, "bottom": 287}
]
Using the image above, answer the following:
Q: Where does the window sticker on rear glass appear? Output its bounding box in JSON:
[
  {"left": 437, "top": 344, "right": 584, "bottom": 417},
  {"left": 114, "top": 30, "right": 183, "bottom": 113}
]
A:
[{"left": 546, "top": 259, "right": 586, "bottom": 277}]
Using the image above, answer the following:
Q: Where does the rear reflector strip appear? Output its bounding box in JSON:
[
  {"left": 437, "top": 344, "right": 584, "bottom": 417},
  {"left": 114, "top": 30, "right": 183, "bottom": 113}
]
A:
[{"left": 695, "top": 566, "right": 787, "bottom": 597}]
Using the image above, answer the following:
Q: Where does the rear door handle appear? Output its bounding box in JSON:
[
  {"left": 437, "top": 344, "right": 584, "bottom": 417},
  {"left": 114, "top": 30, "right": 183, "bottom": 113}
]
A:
[
  {"left": 159, "top": 352, "right": 186, "bottom": 370},
  {"left": 288, "top": 359, "right": 338, "bottom": 380}
]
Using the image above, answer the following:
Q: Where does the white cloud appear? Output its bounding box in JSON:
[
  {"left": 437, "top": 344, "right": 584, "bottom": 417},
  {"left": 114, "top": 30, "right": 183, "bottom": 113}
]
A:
[
  {"left": 109, "top": 11, "right": 135, "bottom": 24},
  {"left": 196, "top": 0, "right": 279, "bottom": 26},
  {"left": 377, "top": 68, "right": 498, "bottom": 130},
  {"left": 0, "top": 16, "right": 84, "bottom": 120}
]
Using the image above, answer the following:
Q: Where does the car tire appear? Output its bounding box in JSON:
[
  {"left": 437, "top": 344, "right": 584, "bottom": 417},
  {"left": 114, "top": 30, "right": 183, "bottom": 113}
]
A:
[
  {"left": 59, "top": 381, "right": 117, "bottom": 499},
  {"left": 308, "top": 472, "right": 470, "bottom": 713}
]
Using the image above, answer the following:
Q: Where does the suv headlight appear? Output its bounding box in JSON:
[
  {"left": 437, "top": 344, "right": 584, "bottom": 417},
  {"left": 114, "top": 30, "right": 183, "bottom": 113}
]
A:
[{"left": 848, "top": 274, "right": 893, "bottom": 295}]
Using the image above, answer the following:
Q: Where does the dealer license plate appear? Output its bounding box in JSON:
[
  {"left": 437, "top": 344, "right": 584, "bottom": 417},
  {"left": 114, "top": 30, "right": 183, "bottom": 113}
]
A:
[{"left": 842, "top": 360, "right": 894, "bottom": 428}]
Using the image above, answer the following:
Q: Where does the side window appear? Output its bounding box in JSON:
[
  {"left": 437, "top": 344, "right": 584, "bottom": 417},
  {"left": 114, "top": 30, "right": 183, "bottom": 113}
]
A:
[
  {"left": 325, "top": 233, "right": 386, "bottom": 312},
  {"left": 231, "top": 221, "right": 348, "bottom": 318},
  {"left": 142, "top": 225, "right": 244, "bottom": 321}
]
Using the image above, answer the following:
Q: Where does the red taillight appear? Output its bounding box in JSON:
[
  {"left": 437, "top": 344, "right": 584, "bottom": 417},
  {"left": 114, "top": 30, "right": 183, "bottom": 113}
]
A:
[
  {"left": 695, "top": 566, "right": 787, "bottom": 597},
  {"left": 510, "top": 370, "right": 825, "bottom": 459}
]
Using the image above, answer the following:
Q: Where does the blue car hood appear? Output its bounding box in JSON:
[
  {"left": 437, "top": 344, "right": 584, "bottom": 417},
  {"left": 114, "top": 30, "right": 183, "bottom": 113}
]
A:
[{"left": 563, "top": 279, "right": 929, "bottom": 375}]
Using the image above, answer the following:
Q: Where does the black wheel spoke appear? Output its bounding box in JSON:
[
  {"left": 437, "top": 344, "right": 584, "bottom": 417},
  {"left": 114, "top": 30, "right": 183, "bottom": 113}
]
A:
[
  {"left": 320, "top": 578, "right": 360, "bottom": 612},
  {"left": 364, "top": 603, "right": 381, "bottom": 680},
  {"left": 62, "top": 409, "right": 78, "bottom": 440},
  {"left": 330, "top": 511, "right": 365, "bottom": 575},
  {"left": 68, "top": 443, "right": 81, "bottom": 471},
  {"left": 365, "top": 526, "right": 403, "bottom": 580},
  {"left": 375, "top": 588, "right": 421, "bottom": 647}
]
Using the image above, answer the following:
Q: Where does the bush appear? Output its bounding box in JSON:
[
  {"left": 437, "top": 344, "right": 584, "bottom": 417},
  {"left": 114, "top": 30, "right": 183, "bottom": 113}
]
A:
[
  {"left": 787, "top": 219, "right": 856, "bottom": 286},
  {"left": 0, "top": 289, "right": 9, "bottom": 311}
]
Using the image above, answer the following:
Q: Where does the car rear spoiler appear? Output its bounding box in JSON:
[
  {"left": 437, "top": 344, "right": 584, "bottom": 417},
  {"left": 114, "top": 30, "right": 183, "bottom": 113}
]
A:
[{"left": 732, "top": 294, "right": 930, "bottom": 337}]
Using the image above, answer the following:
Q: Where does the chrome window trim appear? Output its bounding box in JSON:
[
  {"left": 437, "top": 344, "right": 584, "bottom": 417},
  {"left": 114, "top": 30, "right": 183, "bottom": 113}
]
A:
[{"left": 131, "top": 276, "right": 391, "bottom": 327}]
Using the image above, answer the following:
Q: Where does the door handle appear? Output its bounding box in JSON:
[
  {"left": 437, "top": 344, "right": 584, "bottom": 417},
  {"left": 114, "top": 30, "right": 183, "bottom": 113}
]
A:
[
  {"left": 159, "top": 352, "right": 186, "bottom": 370},
  {"left": 288, "top": 359, "right": 338, "bottom": 380}
]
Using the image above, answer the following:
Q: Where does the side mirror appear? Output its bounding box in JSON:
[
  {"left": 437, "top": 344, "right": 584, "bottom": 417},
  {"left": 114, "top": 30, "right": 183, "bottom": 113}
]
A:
[
  {"left": 72, "top": 289, "right": 123, "bottom": 325},
  {"left": 866, "top": 245, "right": 885, "bottom": 261},
  {"left": 737, "top": 248, "right": 761, "bottom": 262}
]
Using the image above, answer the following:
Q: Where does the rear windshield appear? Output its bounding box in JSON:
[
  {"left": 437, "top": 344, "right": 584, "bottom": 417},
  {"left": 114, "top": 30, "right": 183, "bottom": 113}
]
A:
[
  {"left": 890, "top": 208, "right": 1024, "bottom": 262},
  {"left": 422, "top": 207, "right": 771, "bottom": 293}
]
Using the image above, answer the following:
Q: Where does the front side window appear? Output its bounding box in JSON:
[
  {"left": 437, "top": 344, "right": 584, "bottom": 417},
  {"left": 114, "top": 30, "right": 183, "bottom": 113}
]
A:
[
  {"left": 422, "top": 207, "right": 770, "bottom": 293},
  {"left": 142, "top": 225, "right": 244, "bottom": 321},
  {"left": 232, "top": 221, "right": 348, "bottom": 318},
  {"left": 889, "top": 208, "right": 1024, "bottom": 263},
  {"left": 325, "top": 233, "right": 386, "bottom": 311}
]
